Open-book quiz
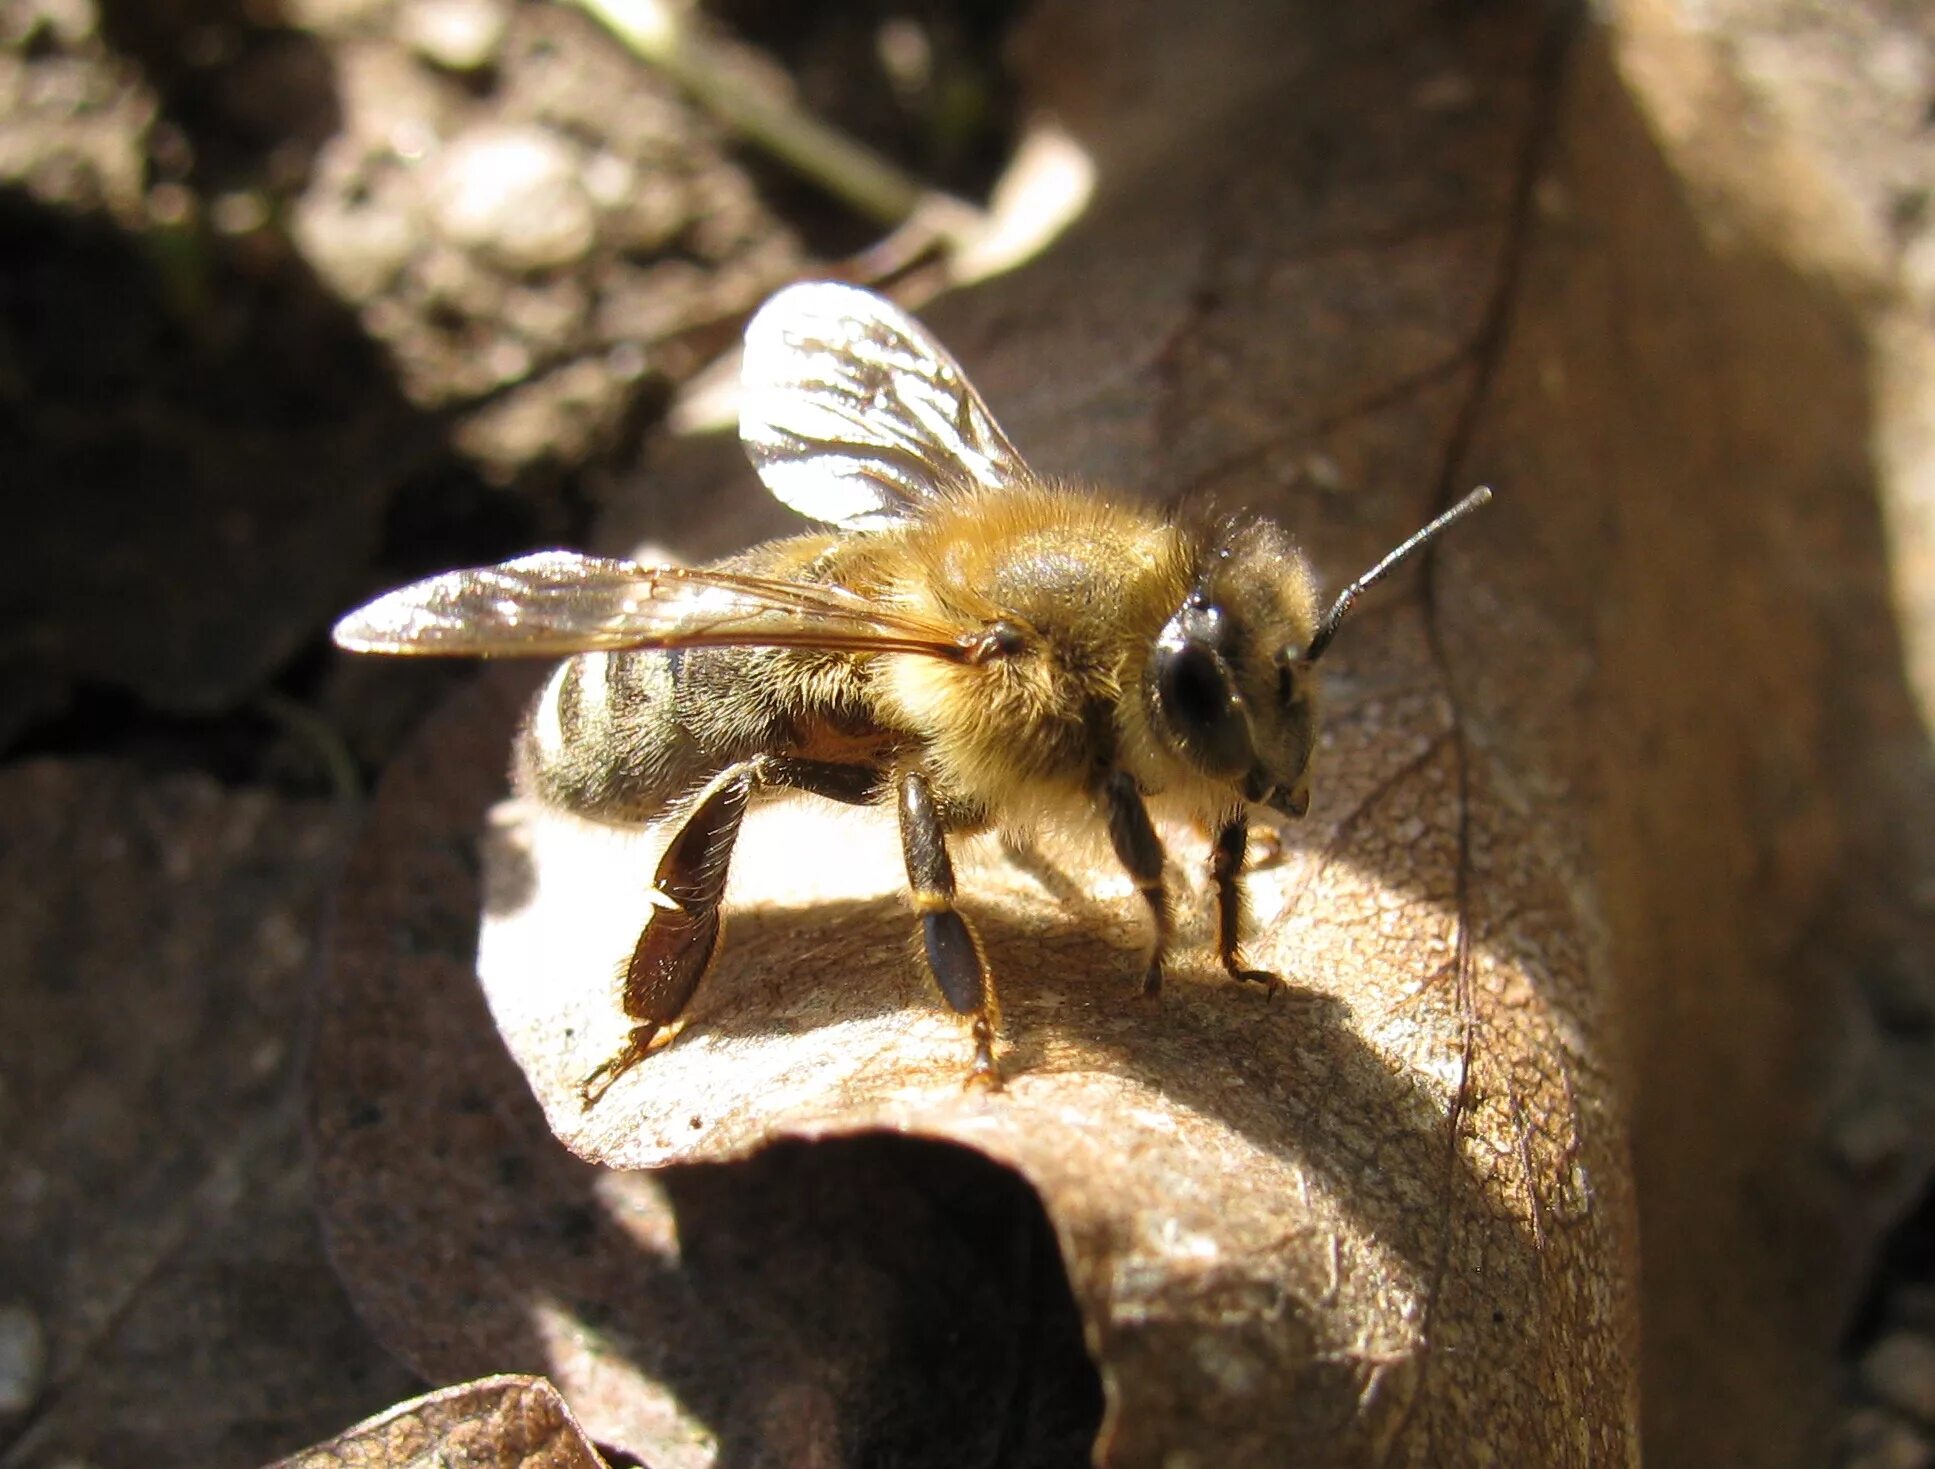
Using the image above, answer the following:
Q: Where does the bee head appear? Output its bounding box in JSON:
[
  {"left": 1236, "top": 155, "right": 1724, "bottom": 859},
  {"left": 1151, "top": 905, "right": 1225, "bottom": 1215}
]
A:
[
  {"left": 1146, "top": 487, "right": 1493, "bottom": 818},
  {"left": 1146, "top": 520, "right": 1321, "bottom": 819}
]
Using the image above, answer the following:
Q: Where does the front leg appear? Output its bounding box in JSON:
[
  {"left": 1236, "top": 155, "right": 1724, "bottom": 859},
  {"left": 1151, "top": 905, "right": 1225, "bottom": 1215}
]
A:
[
  {"left": 1210, "top": 815, "right": 1282, "bottom": 993},
  {"left": 1098, "top": 770, "right": 1174, "bottom": 997}
]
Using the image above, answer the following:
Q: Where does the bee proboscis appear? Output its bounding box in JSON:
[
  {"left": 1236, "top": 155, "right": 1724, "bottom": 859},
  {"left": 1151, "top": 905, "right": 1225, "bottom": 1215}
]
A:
[{"left": 335, "top": 283, "right": 1491, "bottom": 1100}]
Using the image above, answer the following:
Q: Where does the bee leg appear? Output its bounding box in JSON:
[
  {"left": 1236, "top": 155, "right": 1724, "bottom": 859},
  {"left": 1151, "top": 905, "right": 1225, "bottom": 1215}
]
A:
[
  {"left": 580, "top": 762, "right": 756, "bottom": 1108},
  {"left": 1210, "top": 815, "right": 1283, "bottom": 994},
  {"left": 1099, "top": 770, "right": 1174, "bottom": 998},
  {"left": 580, "top": 758, "right": 885, "bottom": 1107},
  {"left": 897, "top": 770, "right": 999, "bottom": 1087}
]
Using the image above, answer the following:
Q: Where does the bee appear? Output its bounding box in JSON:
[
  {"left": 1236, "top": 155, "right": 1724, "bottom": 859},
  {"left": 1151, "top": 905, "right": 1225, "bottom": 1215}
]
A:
[{"left": 335, "top": 282, "right": 1490, "bottom": 1101}]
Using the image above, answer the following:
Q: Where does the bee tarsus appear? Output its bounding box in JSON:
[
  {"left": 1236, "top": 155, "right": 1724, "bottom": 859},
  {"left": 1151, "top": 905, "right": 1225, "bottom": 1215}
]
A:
[{"left": 1207, "top": 816, "right": 1278, "bottom": 993}]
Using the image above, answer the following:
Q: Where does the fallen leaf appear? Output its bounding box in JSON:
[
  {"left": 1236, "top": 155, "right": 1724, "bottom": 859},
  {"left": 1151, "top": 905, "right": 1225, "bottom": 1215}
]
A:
[
  {"left": 316, "top": 6, "right": 1641, "bottom": 1464},
  {"left": 270, "top": 1376, "right": 605, "bottom": 1469},
  {"left": 0, "top": 762, "right": 418, "bottom": 1466},
  {"left": 1451, "top": 13, "right": 1935, "bottom": 1465},
  {"left": 468, "top": 601, "right": 1627, "bottom": 1468}
]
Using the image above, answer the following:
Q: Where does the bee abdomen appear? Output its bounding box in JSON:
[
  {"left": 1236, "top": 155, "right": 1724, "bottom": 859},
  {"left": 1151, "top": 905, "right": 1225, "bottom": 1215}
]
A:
[{"left": 515, "top": 650, "right": 715, "bottom": 826}]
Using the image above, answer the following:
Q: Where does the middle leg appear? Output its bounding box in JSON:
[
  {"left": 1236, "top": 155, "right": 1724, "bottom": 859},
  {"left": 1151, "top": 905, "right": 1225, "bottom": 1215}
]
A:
[{"left": 897, "top": 769, "right": 998, "bottom": 1085}]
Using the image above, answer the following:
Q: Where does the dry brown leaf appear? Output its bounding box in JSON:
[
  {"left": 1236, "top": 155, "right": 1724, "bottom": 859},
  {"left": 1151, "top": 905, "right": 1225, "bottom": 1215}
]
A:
[
  {"left": 1452, "top": 13, "right": 1935, "bottom": 1466},
  {"left": 0, "top": 761, "right": 418, "bottom": 1466},
  {"left": 316, "top": 6, "right": 1642, "bottom": 1465},
  {"left": 270, "top": 1376, "right": 605, "bottom": 1469},
  {"left": 476, "top": 632, "right": 1627, "bottom": 1463}
]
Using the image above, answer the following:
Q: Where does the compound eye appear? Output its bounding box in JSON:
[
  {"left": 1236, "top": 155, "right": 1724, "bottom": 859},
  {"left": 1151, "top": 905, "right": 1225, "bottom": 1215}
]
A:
[
  {"left": 1162, "top": 644, "right": 1232, "bottom": 729},
  {"left": 1153, "top": 639, "right": 1254, "bottom": 777}
]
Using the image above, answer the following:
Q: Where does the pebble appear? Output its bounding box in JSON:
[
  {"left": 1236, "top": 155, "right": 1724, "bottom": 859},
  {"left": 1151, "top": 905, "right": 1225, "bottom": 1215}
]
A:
[
  {"left": 399, "top": 0, "right": 507, "bottom": 74},
  {"left": 0, "top": 1301, "right": 45, "bottom": 1416},
  {"left": 295, "top": 190, "right": 416, "bottom": 305},
  {"left": 1865, "top": 1332, "right": 1935, "bottom": 1424},
  {"left": 21, "top": 0, "right": 98, "bottom": 47},
  {"left": 428, "top": 126, "right": 596, "bottom": 273},
  {"left": 1842, "top": 1408, "right": 1933, "bottom": 1469}
]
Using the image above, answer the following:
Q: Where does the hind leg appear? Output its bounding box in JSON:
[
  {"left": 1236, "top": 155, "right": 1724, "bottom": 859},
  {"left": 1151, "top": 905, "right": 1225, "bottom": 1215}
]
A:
[{"left": 579, "top": 757, "right": 881, "bottom": 1107}]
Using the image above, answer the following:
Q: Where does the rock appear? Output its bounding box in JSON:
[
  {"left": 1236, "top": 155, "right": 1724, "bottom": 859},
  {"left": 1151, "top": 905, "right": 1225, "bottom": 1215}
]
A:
[
  {"left": 398, "top": 0, "right": 507, "bottom": 74},
  {"left": 0, "top": 1302, "right": 46, "bottom": 1417},
  {"left": 294, "top": 181, "right": 417, "bottom": 304},
  {"left": 1843, "top": 1407, "right": 1935, "bottom": 1469},
  {"left": 427, "top": 124, "right": 595, "bottom": 273},
  {"left": 1866, "top": 1333, "right": 1935, "bottom": 1425}
]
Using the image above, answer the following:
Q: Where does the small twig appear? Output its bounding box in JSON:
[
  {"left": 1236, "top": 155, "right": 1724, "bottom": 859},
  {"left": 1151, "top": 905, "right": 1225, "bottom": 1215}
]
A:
[
  {"left": 574, "top": 0, "right": 925, "bottom": 226},
  {"left": 254, "top": 691, "right": 363, "bottom": 805}
]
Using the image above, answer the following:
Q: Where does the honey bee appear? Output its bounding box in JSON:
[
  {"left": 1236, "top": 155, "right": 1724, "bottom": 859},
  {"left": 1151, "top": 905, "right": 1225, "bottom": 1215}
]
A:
[{"left": 335, "top": 282, "right": 1490, "bottom": 1101}]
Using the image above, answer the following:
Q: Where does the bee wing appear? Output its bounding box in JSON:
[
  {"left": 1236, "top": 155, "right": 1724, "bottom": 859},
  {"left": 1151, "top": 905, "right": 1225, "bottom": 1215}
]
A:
[
  {"left": 333, "top": 550, "right": 978, "bottom": 660},
  {"left": 740, "top": 281, "right": 1029, "bottom": 528}
]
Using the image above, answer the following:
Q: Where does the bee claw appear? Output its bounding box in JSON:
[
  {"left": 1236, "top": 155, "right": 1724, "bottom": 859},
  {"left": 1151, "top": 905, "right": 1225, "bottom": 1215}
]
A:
[
  {"left": 1228, "top": 966, "right": 1287, "bottom": 999},
  {"left": 577, "top": 1068, "right": 616, "bottom": 1111},
  {"left": 962, "top": 1020, "right": 1003, "bottom": 1090},
  {"left": 577, "top": 1023, "right": 663, "bottom": 1109}
]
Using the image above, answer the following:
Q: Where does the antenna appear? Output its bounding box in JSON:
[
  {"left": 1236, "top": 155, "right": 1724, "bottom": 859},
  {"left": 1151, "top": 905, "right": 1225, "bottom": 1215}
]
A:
[{"left": 1304, "top": 486, "right": 1494, "bottom": 662}]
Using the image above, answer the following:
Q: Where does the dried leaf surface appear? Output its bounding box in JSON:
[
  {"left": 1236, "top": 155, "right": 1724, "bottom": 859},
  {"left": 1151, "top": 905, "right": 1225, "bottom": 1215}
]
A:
[
  {"left": 317, "top": 6, "right": 1640, "bottom": 1466},
  {"left": 0, "top": 762, "right": 418, "bottom": 1466},
  {"left": 477, "top": 629, "right": 1625, "bottom": 1466},
  {"left": 1454, "top": 13, "right": 1935, "bottom": 1465},
  {"left": 271, "top": 1376, "right": 604, "bottom": 1469}
]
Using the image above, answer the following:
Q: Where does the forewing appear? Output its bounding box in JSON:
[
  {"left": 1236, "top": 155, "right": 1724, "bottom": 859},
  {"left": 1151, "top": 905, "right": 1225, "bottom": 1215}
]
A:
[
  {"left": 740, "top": 282, "right": 1030, "bottom": 527},
  {"left": 332, "top": 551, "right": 973, "bottom": 660}
]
